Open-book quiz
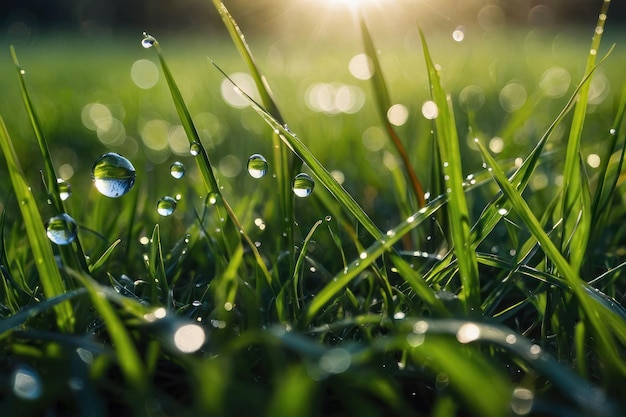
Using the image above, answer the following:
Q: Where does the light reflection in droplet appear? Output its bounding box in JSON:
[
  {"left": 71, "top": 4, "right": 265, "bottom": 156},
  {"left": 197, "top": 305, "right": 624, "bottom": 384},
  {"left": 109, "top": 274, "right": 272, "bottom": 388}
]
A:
[
  {"left": 387, "top": 104, "right": 409, "bottom": 126},
  {"left": 456, "top": 323, "right": 480, "bottom": 343},
  {"left": 173, "top": 324, "right": 206, "bottom": 353}
]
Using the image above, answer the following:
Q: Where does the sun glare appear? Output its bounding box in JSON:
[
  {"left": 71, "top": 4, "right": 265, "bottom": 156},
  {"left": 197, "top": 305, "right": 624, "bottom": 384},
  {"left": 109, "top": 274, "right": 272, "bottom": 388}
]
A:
[{"left": 320, "top": 0, "right": 381, "bottom": 12}]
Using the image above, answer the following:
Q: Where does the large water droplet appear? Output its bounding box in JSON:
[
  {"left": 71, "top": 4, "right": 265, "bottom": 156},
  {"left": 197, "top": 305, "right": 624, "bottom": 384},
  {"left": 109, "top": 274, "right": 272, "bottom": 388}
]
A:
[
  {"left": 157, "top": 196, "right": 177, "bottom": 216},
  {"left": 292, "top": 173, "right": 314, "bottom": 198},
  {"left": 247, "top": 154, "right": 268, "bottom": 179},
  {"left": 170, "top": 161, "right": 185, "bottom": 179},
  {"left": 46, "top": 213, "right": 78, "bottom": 245},
  {"left": 92, "top": 153, "right": 136, "bottom": 198},
  {"left": 12, "top": 366, "right": 42, "bottom": 400},
  {"left": 511, "top": 387, "right": 534, "bottom": 415},
  {"left": 141, "top": 32, "right": 156, "bottom": 48},
  {"left": 57, "top": 178, "right": 72, "bottom": 201},
  {"left": 190, "top": 142, "right": 201, "bottom": 156}
]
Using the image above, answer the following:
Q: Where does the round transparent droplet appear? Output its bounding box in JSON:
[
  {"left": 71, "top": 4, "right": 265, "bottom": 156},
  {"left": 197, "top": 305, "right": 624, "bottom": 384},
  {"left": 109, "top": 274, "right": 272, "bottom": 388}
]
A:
[
  {"left": 12, "top": 366, "right": 42, "bottom": 401},
  {"left": 247, "top": 154, "right": 268, "bottom": 179},
  {"left": 57, "top": 178, "right": 72, "bottom": 201},
  {"left": 170, "top": 161, "right": 185, "bottom": 179},
  {"left": 91, "top": 153, "right": 136, "bottom": 198},
  {"left": 46, "top": 213, "right": 78, "bottom": 245},
  {"left": 141, "top": 33, "right": 156, "bottom": 48},
  {"left": 292, "top": 173, "right": 314, "bottom": 198},
  {"left": 157, "top": 196, "right": 177, "bottom": 217},
  {"left": 190, "top": 142, "right": 201, "bottom": 156}
]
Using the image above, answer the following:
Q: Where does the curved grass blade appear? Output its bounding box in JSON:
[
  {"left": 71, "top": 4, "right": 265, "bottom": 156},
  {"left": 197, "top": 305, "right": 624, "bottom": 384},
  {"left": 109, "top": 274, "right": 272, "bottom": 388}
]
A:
[
  {"left": 419, "top": 28, "right": 479, "bottom": 312},
  {"left": 66, "top": 269, "right": 149, "bottom": 411},
  {"left": 0, "top": 116, "right": 74, "bottom": 332},
  {"left": 396, "top": 318, "right": 621, "bottom": 417},
  {"left": 0, "top": 289, "right": 86, "bottom": 337},
  {"left": 559, "top": 2, "right": 611, "bottom": 274},
  {"left": 475, "top": 137, "right": 626, "bottom": 377},
  {"left": 293, "top": 219, "right": 323, "bottom": 313},
  {"left": 359, "top": 16, "right": 425, "bottom": 208}
]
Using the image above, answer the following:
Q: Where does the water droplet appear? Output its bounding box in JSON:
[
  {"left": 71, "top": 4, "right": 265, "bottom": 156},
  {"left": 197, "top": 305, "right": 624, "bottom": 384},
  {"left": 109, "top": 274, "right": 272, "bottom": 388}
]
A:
[
  {"left": 511, "top": 387, "right": 534, "bottom": 415},
  {"left": 413, "top": 320, "right": 429, "bottom": 334},
  {"left": 529, "top": 344, "right": 542, "bottom": 358},
  {"left": 456, "top": 323, "right": 480, "bottom": 343},
  {"left": 173, "top": 324, "right": 205, "bottom": 353},
  {"left": 505, "top": 334, "right": 517, "bottom": 344},
  {"left": 92, "top": 153, "right": 136, "bottom": 198},
  {"left": 192, "top": 300, "right": 202, "bottom": 307},
  {"left": 141, "top": 32, "right": 156, "bottom": 48},
  {"left": 421, "top": 100, "right": 439, "bottom": 119},
  {"left": 46, "top": 213, "right": 78, "bottom": 245},
  {"left": 609, "top": 128, "right": 617, "bottom": 135},
  {"left": 325, "top": 215, "right": 332, "bottom": 222},
  {"left": 207, "top": 192, "right": 220, "bottom": 205},
  {"left": 319, "top": 348, "right": 351, "bottom": 374},
  {"left": 57, "top": 178, "right": 72, "bottom": 201},
  {"left": 359, "top": 252, "right": 367, "bottom": 260},
  {"left": 452, "top": 26, "right": 465, "bottom": 42},
  {"left": 190, "top": 142, "right": 201, "bottom": 156},
  {"left": 247, "top": 154, "right": 268, "bottom": 178},
  {"left": 12, "top": 366, "right": 42, "bottom": 400},
  {"left": 292, "top": 173, "right": 314, "bottom": 197},
  {"left": 497, "top": 208, "right": 508, "bottom": 216},
  {"left": 157, "top": 196, "right": 177, "bottom": 216},
  {"left": 170, "top": 161, "right": 185, "bottom": 179}
]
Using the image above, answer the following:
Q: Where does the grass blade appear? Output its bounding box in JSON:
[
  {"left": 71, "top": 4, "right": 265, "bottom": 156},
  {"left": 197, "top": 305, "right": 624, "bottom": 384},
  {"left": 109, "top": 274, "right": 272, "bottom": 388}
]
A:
[
  {"left": 559, "top": 2, "right": 610, "bottom": 274},
  {"left": 10, "top": 46, "right": 89, "bottom": 274},
  {"left": 144, "top": 34, "right": 276, "bottom": 293},
  {"left": 0, "top": 289, "right": 85, "bottom": 337},
  {"left": 419, "top": 29, "right": 479, "bottom": 312},
  {"left": 302, "top": 197, "right": 449, "bottom": 325},
  {"left": 0, "top": 116, "right": 74, "bottom": 332},
  {"left": 474, "top": 137, "right": 626, "bottom": 378},
  {"left": 359, "top": 16, "right": 425, "bottom": 208},
  {"left": 210, "top": 0, "right": 297, "bottom": 276},
  {"left": 67, "top": 269, "right": 149, "bottom": 414}
]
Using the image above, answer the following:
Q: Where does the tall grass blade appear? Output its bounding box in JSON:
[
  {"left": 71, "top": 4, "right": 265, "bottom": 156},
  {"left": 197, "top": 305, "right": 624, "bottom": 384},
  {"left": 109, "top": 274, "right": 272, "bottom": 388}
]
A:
[
  {"left": 419, "top": 29, "right": 479, "bottom": 312},
  {"left": 359, "top": 16, "right": 425, "bottom": 208},
  {"left": 559, "top": 2, "right": 610, "bottom": 274},
  {"left": 213, "top": 65, "right": 446, "bottom": 320},
  {"left": 145, "top": 34, "right": 276, "bottom": 292},
  {"left": 210, "top": 0, "right": 297, "bottom": 276},
  {"left": 0, "top": 116, "right": 74, "bottom": 332},
  {"left": 590, "top": 82, "right": 626, "bottom": 236},
  {"left": 475, "top": 138, "right": 626, "bottom": 377},
  {"left": 10, "top": 46, "right": 88, "bottom": 274}
]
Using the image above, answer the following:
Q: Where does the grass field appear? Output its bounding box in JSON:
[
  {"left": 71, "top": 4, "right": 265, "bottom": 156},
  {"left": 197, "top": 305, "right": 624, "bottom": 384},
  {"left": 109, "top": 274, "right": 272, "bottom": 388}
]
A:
[{"left": 0, "top": 1, "right": 625, "bottom": 416}]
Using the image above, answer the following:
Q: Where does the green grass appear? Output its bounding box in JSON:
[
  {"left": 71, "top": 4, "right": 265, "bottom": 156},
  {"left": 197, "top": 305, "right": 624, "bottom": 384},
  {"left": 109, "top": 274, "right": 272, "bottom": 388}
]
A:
[{"left": 1, "top": 1, "right": 626, "bottom": 416}]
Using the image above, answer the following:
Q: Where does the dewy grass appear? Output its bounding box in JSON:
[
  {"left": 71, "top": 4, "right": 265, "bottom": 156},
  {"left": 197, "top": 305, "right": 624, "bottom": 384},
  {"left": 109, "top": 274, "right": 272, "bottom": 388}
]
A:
[{"left": 1, "top": 0, "right": 626, "bottom": 416}]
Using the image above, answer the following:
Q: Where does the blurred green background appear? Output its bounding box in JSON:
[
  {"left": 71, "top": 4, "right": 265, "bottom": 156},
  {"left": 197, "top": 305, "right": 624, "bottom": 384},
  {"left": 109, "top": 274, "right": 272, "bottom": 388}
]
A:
[{"left": 0, "top": 0, "right": 623, "bottom": 234}]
